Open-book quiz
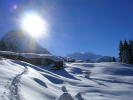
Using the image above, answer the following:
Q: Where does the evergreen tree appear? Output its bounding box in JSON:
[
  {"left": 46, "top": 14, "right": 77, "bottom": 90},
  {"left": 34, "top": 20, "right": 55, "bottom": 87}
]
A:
[
  {"left": 112, "top": 57, "right": 116, "bottom": 62},
  {"left": 119, "top": 40, "right": 133, "bottom": 64},
  {"left": 129, "top": 40, "right": 133, "bottom": 64},
  {"left": 131, "top": 41, "right": 133, "bottom": 64},
  {"left": 0, "top": 40, "right": 16, "bottom": 52},
  {"left": 0, "top": 40, "right": 7, "bottom": 51},
  {"left": 119, "top": 41, "right": 123, "bottom": 62},
  {"left": 122, "top": 40, "right": 130, "bottom": 63}
]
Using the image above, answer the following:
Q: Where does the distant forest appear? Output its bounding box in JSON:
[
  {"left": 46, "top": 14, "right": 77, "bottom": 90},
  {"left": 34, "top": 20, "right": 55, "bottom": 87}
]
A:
[
  {"left": 119, "top": 40, "right": 133, "bottom": 64},
  {"left": 0, "top": 40, "right": 16, "bottom": 51}
]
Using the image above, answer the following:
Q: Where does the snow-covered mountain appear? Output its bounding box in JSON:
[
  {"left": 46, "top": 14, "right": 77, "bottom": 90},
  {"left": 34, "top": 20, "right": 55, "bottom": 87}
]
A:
[
  {"left": 66, "top": 52, "right": 102, "bottom": 62},
  {"left": 0, "top": 59, "right": 133, "bottom": 100},
  {"left": 96, "top": 56, "right": 114, "bottom": 62},
  {"left": 1, "top": 30, "right": 50, "bottom": 54}
]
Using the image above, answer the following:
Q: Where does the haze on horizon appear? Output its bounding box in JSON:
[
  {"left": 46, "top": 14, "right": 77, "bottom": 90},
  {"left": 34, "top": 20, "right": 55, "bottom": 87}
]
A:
[{"left": 0, "top": 0, "right": 133, "bottom": 57}]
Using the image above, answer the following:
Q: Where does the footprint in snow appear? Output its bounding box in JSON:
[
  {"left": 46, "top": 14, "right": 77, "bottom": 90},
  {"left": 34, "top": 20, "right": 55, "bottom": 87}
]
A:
[
  {"left": 75, "top": 92, "right": 84, "bottom": 100},
  {"left": 61, "top": 86, "right": 67, "bottom": 92},
  {"left": 57, "top": 92, "right": 74, "bottom": 100}
]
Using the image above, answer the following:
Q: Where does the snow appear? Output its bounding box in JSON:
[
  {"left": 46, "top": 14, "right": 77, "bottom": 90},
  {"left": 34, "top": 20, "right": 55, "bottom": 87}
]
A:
[
  {"left": 0, "top": 60, "right": 25, "bottom": 100},
  {"left": 0, "top": 51, "right": 62, "bottom": 62},
  {"left": 20, "top": 53, "right": 62, "bottom": 61},
  {"left": 0, "top": 59, "right": 133, "bottom": 100},
  {"left": 0, "top": 51, "right": 18, "bottom": 55}
]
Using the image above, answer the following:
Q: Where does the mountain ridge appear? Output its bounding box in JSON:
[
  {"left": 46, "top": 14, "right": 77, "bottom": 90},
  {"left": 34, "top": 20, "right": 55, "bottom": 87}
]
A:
[
  {"left": 66, "top": 52, "right": 102, "bottom": 62},
  {"left": 0, "top": 30, "right": 50, "bottom": 54}
]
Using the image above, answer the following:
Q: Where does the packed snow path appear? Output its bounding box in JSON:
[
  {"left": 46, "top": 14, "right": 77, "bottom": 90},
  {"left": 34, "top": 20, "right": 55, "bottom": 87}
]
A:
[
  {"left": 0, "top": 60, "right": 28, "bottom": 100},
  {"left": 9, "top": 66, "right": 28, "bottom": 100}
]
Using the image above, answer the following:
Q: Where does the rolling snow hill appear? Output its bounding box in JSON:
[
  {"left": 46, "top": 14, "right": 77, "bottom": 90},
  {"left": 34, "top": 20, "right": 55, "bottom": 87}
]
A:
[
  {"left": 0, "top": 59, "right": 133, "bottom": 100},
  {"left": 0, "top": 30, "right": 50, "bottom": 54}
]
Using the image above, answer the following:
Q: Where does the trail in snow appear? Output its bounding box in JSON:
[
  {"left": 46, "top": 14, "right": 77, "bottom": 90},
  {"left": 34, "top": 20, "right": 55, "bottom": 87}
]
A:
[{"left": 8, "top": 66, "right": 28, "bottom": 100}]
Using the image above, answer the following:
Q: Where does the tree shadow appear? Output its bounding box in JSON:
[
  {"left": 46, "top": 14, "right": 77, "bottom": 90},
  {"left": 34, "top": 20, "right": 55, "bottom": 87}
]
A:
[
  {"left": 91, "top": 78, "right": 133, "bottom": 85},
  {"left": 12, "top": 60, "right": 79, "bottom": 80},
  {"left": 42, "top": 67, "right": 79, "bottom": 80},
  {"left": 33, "top": 78, "right": 48, "bottom": 88},
  {"left": 104, "top": 67, "right": 133, "bottom": 76},
  {"left": 42, "top": 74, "right": 64, "bottom": 84}
]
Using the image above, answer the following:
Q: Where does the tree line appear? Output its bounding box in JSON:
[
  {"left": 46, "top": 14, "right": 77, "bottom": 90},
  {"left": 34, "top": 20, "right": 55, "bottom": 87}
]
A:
[
  {"left": 0, "top": 40, "right": 16, "bottom": 51},
  {"left": 119, "top": 40, "right": 133, "bottom": 64}
]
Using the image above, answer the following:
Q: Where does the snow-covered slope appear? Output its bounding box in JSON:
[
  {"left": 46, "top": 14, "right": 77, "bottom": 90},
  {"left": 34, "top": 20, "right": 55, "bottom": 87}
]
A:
[
  {"left": 0, "top": 59, "right": 133, "bottom": 100},
  {"left": 1, "top": 30, "right": 50, "bottom": 54},
  {"left": 66, "top": 52, "right": 102, "bottom": 62}
]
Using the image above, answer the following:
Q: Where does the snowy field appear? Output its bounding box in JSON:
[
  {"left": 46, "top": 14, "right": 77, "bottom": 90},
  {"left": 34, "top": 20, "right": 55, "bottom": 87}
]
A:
[{"left": 0, "top": 59, "right": 133, "bottom": 100}]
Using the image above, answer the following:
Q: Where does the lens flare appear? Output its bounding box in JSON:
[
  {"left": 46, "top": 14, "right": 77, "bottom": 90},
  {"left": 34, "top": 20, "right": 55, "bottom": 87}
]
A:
[{"left": 21, "top": 12, "right": 48, "bottom": 38}]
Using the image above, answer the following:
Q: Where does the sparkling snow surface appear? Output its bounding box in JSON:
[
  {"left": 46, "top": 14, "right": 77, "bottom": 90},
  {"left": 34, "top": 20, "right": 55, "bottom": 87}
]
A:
[{"left": 0, "top": 59, "right": 133, "bottom": 100}]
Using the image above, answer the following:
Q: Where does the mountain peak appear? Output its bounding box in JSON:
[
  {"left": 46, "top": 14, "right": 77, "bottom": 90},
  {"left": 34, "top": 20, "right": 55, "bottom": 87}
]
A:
[
  {"left": 66, "top": 52, "right": 102, "bottom": 62},
  {"left": 0, "top": 30, "right": 50, "bottom": 54}
]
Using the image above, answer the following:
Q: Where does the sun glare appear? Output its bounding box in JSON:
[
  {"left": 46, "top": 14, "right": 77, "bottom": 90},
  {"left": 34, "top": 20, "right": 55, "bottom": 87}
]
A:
[{"left": 21, "top": 12, "right": 48, "bottom": 38}]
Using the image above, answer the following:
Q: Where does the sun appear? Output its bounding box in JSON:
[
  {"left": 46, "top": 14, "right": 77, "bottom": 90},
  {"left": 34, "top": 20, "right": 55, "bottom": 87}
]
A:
[{"left": 21, "top": 12, "right": 48, "bottom": 38}]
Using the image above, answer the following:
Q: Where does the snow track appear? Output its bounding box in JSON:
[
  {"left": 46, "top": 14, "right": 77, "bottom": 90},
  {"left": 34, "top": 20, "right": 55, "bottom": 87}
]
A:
[{"left": 8, "top": 66, "right": 28, "bottom": 100}]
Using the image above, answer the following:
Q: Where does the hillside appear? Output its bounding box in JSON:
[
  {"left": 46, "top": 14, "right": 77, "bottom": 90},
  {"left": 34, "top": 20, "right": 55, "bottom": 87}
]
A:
[
  {"left": 0, "top": 59, "right": 133, "bottom": 100},
  {"left": 0, "top": 30, "right": 50, "bottom": 54}
]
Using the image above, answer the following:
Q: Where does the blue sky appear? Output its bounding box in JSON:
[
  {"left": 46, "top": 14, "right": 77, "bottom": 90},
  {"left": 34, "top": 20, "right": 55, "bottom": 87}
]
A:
[{"left": 0, "top": 0, "right": 133, "bottom": 57}]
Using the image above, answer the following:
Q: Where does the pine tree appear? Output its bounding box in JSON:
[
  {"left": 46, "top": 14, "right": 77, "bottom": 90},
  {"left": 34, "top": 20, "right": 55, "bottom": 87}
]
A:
[
  {"left": 131, "top": 41, "right": 133, "bottom": 64},
  {"left": 122, "top": 40, "right": 130, "bottom": 63},
  {"left": 129, "top": 40, "right": 133, "bottom": 64},
  {"left": 119, "top": 41, "right": 123, "bottom": 62},
  {"left": 119, "top": 40, "right": 133, "bottom": 64},
  {"left": 112, "top": 57, "right": 116, "bottom": 62},
  {"left": 129, "top": 40, "right": 132, "bottom": 64},
  {"left": 0, "top": 40, "right": 7, "bottom": 51}
]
